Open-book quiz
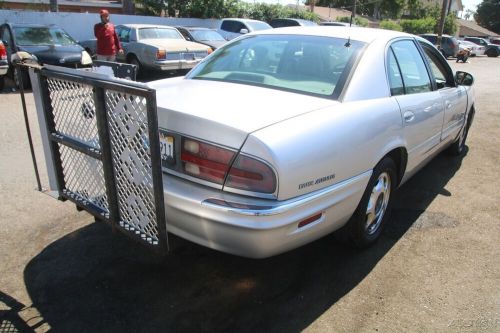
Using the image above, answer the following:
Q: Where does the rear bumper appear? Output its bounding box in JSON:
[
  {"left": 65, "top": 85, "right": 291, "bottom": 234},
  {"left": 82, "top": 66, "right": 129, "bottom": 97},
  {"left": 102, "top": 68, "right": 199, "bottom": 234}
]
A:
[
  {"left": 162, "top": 170, "right": 371, "bottom": 258},
  {"left": 154, "top": 59, "right": 202, "bottom": 71}
]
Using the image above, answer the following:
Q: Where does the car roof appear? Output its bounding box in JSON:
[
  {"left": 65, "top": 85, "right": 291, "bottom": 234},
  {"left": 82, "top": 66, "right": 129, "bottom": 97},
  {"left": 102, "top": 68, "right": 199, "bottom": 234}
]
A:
[
  {"left": 221, "top": 18, "right": 266, "bottom": 23},
  {"left": 119, "top": 24, "right": 177, "bottom": 29},
  {"left": 177, "top": 26, "right": 213, "bottom": 31},
  {"left": 254, "top": 26, "right": 414, "bottom": 44},
  {"left": 3, "top": 23, "right": 58, "bottom": 28}
]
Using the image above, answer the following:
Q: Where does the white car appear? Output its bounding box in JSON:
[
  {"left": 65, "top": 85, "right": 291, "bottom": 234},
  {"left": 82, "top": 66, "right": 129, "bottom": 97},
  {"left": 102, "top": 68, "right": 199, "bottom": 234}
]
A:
[
  {"left": 458, "top": 40, "right": 485, "bottom": 56},
  {"left": 145, "top": 27, "right": 475, "bottom": 257},
  {"left": 217, "top": 18, "right": 272, "bottom": 41}
]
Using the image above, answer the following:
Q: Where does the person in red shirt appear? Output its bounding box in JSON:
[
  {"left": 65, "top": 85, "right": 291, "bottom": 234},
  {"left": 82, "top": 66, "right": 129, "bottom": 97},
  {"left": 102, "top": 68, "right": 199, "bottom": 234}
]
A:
[{"left": 94, "top": 9, "right": 123, "bottom": 61}]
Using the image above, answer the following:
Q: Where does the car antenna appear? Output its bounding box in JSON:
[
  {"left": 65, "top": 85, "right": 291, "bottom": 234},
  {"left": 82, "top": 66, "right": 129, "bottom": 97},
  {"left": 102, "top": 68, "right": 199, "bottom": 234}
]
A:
[{"left": 344, "top": 0, "right": 356, "bottom": 47}]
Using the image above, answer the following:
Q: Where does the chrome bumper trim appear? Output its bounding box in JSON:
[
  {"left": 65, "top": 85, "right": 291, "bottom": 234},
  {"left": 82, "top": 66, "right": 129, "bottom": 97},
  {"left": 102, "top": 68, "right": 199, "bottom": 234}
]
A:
[{"left": 201, "top": 170, "right": 372, "bottom": 216}]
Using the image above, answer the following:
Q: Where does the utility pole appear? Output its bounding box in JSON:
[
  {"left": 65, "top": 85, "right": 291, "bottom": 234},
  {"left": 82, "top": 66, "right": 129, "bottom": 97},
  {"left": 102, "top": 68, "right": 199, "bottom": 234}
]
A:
[{"left": 437, "top": 0, "right": 448, "bottom": 50}]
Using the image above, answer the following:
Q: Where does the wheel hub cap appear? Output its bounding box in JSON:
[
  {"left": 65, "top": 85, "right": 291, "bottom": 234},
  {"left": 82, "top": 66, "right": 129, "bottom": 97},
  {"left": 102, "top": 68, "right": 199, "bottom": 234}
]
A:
[{"left": 365, "top": 172, "right": 391, "bottom": 235}]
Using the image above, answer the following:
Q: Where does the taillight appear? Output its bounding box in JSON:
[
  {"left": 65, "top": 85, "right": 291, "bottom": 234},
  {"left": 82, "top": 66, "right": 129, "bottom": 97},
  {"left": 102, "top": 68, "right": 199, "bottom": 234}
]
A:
[
  {"left": 179, "top": 137, "right": 277, "bottom": 194},
  {"left": 156, "top": 49, "right": 167, "bottom": 60},
  {"left": 0, "top": 43, "right": 6, "bottom": 60},
  {"left": 207, "top": 48, "right": 213, "bottom": 55},
  {"left": 181, "top": 138, "right": 235, "bottom": 184},
  {"left": 225, "top": 154, "right": 276, "bottom": 194}
]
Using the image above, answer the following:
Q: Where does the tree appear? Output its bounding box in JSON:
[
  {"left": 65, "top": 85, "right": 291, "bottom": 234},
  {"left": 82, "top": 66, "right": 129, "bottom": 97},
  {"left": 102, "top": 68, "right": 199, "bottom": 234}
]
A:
[{"left": 474, "top": 0, "right": 500, "bottom": 34}]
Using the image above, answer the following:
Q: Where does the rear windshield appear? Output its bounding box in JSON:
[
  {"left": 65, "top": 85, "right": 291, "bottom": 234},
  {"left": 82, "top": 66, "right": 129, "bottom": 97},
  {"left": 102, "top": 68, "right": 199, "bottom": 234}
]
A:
[
  {"left": 138, "top": 28, "right": 183, "bottom": 40},
  {"left": 13, "top": 26, "right": 77, "bottom": 46},
  {"left": 188, "top": 34, "right": 364, "bottom": 98}
]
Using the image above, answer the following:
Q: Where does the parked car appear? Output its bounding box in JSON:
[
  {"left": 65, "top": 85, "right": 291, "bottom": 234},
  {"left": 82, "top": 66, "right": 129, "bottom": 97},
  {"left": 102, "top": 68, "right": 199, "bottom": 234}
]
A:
[
  {"left": 0, "top": 23, "right": 92, "bottom": 88},
  {"left": 0, "top": 41, "right": 8, "bottom": 90},
  {"left": 269, "top": 18, "right": 317, "bottom": 28},
  {"left": 419, "top": 33, "right": 459, "bottom": 58},
  {"left": 464, "top": 37, "right": 499, "bottom": 57},
  {"left": 490, "top": 38, "right": 500, "bottom": 46},
  {"left": 175, "top": 26, "right": 227, "bottom": 50},
  {"left": 217, "top": 18, "right": 272, "bottom": 41},
  {"left": 143, "top": 27, "right": 475, "bottom": 258},
  {"left": 458, "top": 40, "right": 484, "bottom": 56}
]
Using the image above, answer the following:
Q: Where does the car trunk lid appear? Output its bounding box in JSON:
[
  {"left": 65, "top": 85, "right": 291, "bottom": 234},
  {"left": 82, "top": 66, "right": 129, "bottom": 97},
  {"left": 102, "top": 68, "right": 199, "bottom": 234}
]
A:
[{"left": 149, "top": 78, "right": 336, "bottom": 148}]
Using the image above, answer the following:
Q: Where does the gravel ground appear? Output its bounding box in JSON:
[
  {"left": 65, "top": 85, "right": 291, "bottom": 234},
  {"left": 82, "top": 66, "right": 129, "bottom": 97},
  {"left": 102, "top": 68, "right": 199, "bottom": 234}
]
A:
[{"left": 0, "top": 56, "right": 499, "bottom": 333}]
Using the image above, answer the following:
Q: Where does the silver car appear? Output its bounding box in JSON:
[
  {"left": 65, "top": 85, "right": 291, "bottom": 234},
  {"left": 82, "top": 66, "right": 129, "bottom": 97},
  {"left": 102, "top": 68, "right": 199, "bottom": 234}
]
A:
[
  {"left": 147, "top": 27, "right": 475, "bottom": 258},
  {"left": 80, "top": 24, "right": 212, "bottom": 75}
]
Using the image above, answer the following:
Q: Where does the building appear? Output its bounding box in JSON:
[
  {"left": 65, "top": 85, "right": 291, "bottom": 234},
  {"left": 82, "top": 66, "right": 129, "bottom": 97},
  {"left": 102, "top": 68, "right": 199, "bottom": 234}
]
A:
[
  {"left": 0, "top": 0, "right": 124, "bottom": 14},
  {"left": 457, "top": 19, "right": 500, "bottom": 38}
]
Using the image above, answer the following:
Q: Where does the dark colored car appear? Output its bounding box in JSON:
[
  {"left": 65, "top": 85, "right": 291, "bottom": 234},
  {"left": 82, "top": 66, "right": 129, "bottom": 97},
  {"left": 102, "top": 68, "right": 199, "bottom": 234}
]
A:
[
  {"left": 0, "top": 23, "right": 92, "bottom": 88},
  {"left": 269, "top": 18, "right": 317, "bottom": 28},
  {"left": 419, "top": 34, "right": 459, "bottom": 58},
  {"left": 464, "top": 37, "right": 499, "bottom": 57},
  {"left": 0, "top": 41, "right": 8, "bottom": 90},
  {"left": 175, "top": 26, "right": 227, "bottom": 50}
]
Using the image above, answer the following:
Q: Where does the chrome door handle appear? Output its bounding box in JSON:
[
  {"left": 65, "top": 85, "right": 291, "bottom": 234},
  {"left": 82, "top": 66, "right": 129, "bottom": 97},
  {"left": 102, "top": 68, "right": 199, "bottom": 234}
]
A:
[
  {"left": 423, "top": 106, "right": 432, "bottom": 112},
  {"left": 403, "top": 111, "right": 415, "bottom": 123}
]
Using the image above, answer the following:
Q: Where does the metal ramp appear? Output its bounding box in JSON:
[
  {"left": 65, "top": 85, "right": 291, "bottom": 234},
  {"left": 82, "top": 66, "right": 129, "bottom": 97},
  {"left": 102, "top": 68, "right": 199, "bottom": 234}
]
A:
[{"left": 33, "top": 66, "right": 168, "bottom": 252}]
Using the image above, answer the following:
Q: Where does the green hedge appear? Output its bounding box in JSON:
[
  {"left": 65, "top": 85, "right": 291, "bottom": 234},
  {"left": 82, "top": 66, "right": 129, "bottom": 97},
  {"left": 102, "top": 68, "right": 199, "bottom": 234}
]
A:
[{"left": 379, "top": 20, "right": 403, "bottom": 31}]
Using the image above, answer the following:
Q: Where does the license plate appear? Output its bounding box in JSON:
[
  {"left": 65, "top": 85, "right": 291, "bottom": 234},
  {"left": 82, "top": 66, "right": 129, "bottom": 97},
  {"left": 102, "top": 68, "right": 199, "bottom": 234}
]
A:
[
  {"left": 159, "top": 134, "right": 174, "bottom": 161},
  {"left": 183, "top": 53, "right": 195, "bottom": 60}
]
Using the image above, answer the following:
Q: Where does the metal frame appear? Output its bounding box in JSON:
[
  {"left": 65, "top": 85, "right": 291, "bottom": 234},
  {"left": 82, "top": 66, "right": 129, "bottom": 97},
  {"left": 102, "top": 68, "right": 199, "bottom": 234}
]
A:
[{"left": 35, "top": 66, "right": 168, "bottom": 253}]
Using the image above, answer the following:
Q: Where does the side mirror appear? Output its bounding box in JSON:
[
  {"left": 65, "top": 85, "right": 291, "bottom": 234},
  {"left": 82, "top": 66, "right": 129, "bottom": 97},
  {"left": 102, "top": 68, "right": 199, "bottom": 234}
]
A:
[
  {"left": 455, "top": 71, "right": 474, "bottom": 86},
  {"left": 239, "top": 28, "right": 249, "bottom": 34}
]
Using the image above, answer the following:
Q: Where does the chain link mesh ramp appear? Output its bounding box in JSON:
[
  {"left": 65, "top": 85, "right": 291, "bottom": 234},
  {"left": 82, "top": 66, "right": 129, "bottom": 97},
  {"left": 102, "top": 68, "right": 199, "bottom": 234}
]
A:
[{"left": 35, "top": 66, "right": 168, "bottom": 252}]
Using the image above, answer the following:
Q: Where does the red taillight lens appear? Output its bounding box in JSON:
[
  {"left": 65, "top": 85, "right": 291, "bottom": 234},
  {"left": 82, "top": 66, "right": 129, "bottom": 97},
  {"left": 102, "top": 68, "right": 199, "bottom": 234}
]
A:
[
  {"left": 225, "top": 155, "right": 276, "bottom": 194},
  {"left": 156, "top": 49, "right": 167, "bottom": 60},
  {"left": 0, "top": 43, "right": 6, "bottom": 60},
  {"left": 181, "top": 138, "right": 235, "bottom": 184}
]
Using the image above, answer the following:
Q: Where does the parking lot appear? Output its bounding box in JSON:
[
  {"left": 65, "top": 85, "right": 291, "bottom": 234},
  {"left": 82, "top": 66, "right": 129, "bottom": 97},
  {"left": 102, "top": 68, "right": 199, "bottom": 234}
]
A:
[{"left": 0, "top": 56, "right": 499, "bottom": 332}]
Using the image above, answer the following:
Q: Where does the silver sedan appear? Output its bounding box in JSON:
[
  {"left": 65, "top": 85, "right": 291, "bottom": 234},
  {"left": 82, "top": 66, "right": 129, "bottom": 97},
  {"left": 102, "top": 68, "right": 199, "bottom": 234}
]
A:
[
  {"left": 148, "top": 27, "right": 475, "bottom": 258},
  {"left": 114, "top": 24, "right": 212, "bottom": 74}
]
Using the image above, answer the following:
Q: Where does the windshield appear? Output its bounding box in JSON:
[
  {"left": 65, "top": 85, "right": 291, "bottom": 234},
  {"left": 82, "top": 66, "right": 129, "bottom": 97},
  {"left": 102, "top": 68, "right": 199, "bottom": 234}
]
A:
[
  {"left": 191, "top": 30, "right": 225, "bottom": 42},
  {"left": 188, "top": 35, "right": 364, "bottom": 97},
  {"left": 246, "top": 21, "right": 272, "bottom": 31},
  {"left": 138, "top": 28, "right": 183, "bottom": 40},
  {"left": 13, "top": 26, "right": 77, "bottom": 46}
]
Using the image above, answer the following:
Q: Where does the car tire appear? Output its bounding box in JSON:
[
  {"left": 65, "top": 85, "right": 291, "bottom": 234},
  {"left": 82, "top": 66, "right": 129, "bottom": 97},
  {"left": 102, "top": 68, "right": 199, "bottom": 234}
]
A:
[
  {"left": 13, "top": 66, "right": 30, "bottom": 90},
  {"left": 128, "top": 55, "right": 142, "bottom": 78},
  {"left": 343, "top": 157, "right": 396, "bottom": 248},
  {"left": 486, "top": 48, "right": 499, "bottom": 57},
  {"left": 447, "top": 108, "right": 474, "bottom": 156}
]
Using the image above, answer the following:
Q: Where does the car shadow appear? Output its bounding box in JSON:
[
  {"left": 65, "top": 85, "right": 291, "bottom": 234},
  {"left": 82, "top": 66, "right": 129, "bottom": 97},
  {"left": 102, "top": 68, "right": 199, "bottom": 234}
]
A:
[{"left": 23, "top": 150, "right": 466, "bottom": 332}]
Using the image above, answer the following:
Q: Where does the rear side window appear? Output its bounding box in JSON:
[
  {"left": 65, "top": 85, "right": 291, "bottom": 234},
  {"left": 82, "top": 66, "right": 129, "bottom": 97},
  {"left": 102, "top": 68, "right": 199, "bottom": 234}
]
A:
[{"left": 390, "top": 40, "right": 432, "bottom": 95}]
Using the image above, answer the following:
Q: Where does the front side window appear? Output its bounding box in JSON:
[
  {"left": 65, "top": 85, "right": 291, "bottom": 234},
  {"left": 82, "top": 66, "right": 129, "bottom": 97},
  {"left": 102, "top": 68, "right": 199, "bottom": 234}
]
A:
[
  {"left": 390, "top": 40, "right": 431, "bottom": 94},
  {"left": 188, "top": 35, "right": 364, "bottom": 97},
  {"left": 420, "top": 43, "right": 455, "bottom": 89}
]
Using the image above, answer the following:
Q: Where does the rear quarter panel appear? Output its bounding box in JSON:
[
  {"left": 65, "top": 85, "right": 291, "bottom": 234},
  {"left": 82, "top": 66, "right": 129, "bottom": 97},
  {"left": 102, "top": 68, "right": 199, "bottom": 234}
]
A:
[{"left": 242, "top": 97, "right": 404, "bottom": 200}]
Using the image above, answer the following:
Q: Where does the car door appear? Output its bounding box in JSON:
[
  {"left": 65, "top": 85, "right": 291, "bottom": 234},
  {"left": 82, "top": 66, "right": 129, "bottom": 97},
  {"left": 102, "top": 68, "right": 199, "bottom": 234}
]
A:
[
  {"left": 387, "top": 39, "right": 444, "bottom": 175},
  {"left": 220, "top": 20, "right": 246, "bottom": 41},
  {"left": 419, "top": 42, "right": 468, "bottom": 144}
]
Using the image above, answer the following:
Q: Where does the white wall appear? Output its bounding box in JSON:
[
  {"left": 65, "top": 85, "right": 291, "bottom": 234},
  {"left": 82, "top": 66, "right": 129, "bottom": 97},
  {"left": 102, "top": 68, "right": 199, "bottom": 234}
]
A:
[{"left": 0, "top": 10, "right": 220, "bottom": 41}]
